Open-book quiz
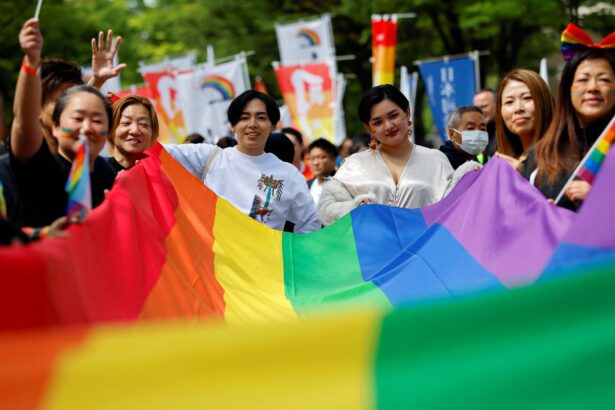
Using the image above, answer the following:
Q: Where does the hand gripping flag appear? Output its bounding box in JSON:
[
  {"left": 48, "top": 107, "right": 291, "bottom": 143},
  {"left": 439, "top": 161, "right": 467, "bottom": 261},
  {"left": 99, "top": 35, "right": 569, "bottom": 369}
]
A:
[{"left": 555, "top": 114, "right": 615, "bottom": 203}]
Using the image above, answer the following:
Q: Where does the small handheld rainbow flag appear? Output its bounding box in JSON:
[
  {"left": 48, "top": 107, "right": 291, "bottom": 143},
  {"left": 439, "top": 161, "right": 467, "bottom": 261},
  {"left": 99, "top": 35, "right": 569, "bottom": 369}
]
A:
[
  {"left": 577, "top": 117, "right": 615, "bottom": 184},
  {"left": 65, "top": 131, "right": 92, "bottom": 222},
  {"left": 555, "top": 114, "right": 615, "bottom": 203}
]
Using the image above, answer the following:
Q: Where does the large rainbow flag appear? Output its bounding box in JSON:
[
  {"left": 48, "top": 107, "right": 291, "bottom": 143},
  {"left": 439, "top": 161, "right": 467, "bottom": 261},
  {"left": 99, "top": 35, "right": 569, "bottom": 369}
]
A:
[
  {"left": 0, "top": 144, "right": 576, "bottom": 330},
  {"left": 1, "top": 143, "right": 615, "bottom": 407}
]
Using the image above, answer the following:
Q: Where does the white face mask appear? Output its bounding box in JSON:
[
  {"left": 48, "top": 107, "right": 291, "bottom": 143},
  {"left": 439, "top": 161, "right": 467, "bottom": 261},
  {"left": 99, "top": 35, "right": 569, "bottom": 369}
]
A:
[{"left": 452, "top": 129, "right": 489, "bottom": 156}]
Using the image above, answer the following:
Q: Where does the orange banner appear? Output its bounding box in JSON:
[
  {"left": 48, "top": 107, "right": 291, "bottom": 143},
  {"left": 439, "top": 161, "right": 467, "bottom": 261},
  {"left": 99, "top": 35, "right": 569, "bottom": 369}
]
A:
[
  {"left": 274, "top": 63, "right": 335, "bottom": 143},
  {"left": 372, "top": 15, "right": 398, "bottom": 86},
  {"left": 142, "top": 71, "right": 188, "bottom": 144}
]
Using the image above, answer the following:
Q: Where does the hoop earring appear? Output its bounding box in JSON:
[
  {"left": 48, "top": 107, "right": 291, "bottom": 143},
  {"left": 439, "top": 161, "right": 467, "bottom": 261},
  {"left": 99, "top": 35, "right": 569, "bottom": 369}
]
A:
[{"left": 369, "top": 135, "right": 378, "bottom": 152}]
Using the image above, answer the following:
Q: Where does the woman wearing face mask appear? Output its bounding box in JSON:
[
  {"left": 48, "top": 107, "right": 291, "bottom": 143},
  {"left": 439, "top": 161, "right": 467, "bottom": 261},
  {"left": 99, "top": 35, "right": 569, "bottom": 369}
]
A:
[
  {"left": 10, "top": 18, "right": 115, "bottom": 228},
  {"left": 494, "top": 69, "right": 555, "bottom": 171},
  {"left": 318, "top": 85, "right": 455, "bottom": 226},
  {"left": 521, "top": 25, "right": 615, "bottom": 210},
  {"left": 440, "top": 106, "right": 489, "bottom": 169}
]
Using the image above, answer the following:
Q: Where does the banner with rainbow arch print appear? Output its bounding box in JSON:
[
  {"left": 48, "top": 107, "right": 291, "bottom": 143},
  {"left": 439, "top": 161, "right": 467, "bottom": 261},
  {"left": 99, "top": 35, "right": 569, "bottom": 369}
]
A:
[
  {"left": 176, "top": 57, "right": 249, "bottom": 142},
  {"left": 275, "top": 14, "right": 336, "bottom": 65}
]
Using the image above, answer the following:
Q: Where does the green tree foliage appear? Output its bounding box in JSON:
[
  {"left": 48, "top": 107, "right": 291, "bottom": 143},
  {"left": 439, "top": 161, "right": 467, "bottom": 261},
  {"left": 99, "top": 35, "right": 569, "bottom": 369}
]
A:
[{"left": 0, "top": 0, "right": 613, "bottom": 139}]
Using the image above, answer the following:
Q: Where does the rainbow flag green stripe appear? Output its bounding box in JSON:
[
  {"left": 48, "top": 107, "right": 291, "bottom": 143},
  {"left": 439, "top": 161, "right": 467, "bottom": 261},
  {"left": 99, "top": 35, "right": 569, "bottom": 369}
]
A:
[{"left": 282, "top": 217, "right": 393, "bottom": 316}]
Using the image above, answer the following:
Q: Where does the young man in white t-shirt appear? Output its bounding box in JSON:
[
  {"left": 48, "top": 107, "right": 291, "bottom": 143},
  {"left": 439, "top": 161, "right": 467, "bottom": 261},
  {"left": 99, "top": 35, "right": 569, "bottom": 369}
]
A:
[{"left": 165, "top": 91, "right": 321, "bottom": 233}]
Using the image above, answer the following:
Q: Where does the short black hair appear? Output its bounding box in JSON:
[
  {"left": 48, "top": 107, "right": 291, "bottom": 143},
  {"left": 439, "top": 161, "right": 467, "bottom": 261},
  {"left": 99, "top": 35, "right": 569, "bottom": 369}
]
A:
[
  {"left": 264, "top": 132, "right": 294, "bottom": 164},
  {"left": 308, "top": 138, "right": 338, "bottom": 158},
  {"left": 227, "top": 90, "right": 280, "bottom": 126},
  {"left": 41, "top": 58, "right": 84, "bottom": 107},
  {"left": 281, "top": 127, "right": 303, "bottom": 146},
  {"left": 216, "top": 136, "right": 237, "bottom": 148},
  {"left": 358, "top": 84, "right": 409, "bottom": 124},
  {"left": 52, "top": 85, "right": 113, "bottom": 130},
  {"left": 185, "top": 133, "right": 205, "bottom": 144}
]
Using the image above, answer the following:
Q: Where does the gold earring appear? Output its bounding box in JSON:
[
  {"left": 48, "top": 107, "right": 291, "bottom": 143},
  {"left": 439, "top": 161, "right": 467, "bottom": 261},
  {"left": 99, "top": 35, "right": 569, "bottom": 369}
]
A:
[{"left": 369, "top": 135, "right": 378, "bottom": 152}]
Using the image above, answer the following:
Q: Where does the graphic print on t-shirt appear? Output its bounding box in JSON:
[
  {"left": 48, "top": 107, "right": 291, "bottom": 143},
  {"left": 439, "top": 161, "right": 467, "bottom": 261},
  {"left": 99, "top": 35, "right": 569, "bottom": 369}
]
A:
[{"left": 249, "top": 174, "right": 285, "bottom": 222}]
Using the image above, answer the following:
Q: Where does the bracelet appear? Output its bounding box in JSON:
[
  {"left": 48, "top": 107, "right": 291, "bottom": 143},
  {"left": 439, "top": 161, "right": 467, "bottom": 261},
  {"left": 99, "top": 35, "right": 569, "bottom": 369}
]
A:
[{"left": 21, "top": 57, "right": 40, "bottom": 76}]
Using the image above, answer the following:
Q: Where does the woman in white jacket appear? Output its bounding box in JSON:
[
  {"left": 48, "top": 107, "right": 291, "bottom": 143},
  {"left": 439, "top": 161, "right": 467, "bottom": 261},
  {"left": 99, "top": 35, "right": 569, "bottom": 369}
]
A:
[{"left": 319, "top": 85, "right": 469, "bottom": 226}]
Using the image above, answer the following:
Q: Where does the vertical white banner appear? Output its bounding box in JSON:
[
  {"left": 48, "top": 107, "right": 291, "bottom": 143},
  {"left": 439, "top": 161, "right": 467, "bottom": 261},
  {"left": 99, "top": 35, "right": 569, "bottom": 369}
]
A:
[
  {"left": 275, "top": 14, "right": 336, "bottom": 65},
  {"left": 334, "top": 73, "right": 347, "bottom": 145},
  {"left": 138, "top": 52, "right": 197, "bottom": 75},
  {"left": 177, "top": 56, "right": 249, "bottom": 143}
]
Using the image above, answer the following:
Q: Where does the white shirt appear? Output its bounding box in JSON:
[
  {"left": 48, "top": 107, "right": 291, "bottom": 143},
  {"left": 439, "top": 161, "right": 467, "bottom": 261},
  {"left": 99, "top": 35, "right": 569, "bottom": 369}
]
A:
[
  {"left": 310, "top": 178, "right": 325, "bottom": 204},
  {"left": 164, "top": 144, "right": 321, "bottom": 233},
  {"left": 333, "top": 144, "right": 453, "bottom": 208}
]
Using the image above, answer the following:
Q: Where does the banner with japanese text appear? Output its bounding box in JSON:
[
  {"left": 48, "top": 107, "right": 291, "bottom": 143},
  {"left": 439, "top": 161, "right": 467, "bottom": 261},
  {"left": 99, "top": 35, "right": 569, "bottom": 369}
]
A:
[
  {"left": 372, "top": 15, "right": 397, "bottom": 86},
  {"left": 176, "top": 57, "right": 249, "bottom": 143},
  {"left": 275, "top": 15, "right": 335, "bottom": 65},
  {"left": 417, "top": 54, "right": 479, "bottom": 142},
  {"left": 275, "top": 62, "right": 335, "bottom": 143}
]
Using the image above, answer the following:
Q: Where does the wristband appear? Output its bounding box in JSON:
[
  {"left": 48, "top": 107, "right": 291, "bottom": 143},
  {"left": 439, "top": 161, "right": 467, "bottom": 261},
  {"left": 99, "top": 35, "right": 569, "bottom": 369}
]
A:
[
  {"left": 22, "top": 226, "right": 50, "bottom": 240},
  {"left": 21, "top": 57, "right": 40, "bottom": 76}
]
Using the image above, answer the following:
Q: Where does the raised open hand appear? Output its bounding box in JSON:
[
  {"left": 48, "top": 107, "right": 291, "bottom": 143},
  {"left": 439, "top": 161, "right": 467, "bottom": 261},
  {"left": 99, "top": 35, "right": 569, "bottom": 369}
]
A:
[
  {"left": 89, "top": 29, "right": 127, "bottom": 89},
  {"left": 19, "top": 18, "right": 43, "bottom": 67}
]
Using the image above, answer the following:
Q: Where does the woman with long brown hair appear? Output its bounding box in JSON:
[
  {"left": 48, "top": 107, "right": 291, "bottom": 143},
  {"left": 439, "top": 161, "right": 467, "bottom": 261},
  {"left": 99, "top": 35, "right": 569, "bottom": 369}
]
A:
[
  {"left": 521, "top": 45, "right": 615, "bottom": 210},
  {"left": 494, "top": 69, "right": 555, "bottom": 170}
]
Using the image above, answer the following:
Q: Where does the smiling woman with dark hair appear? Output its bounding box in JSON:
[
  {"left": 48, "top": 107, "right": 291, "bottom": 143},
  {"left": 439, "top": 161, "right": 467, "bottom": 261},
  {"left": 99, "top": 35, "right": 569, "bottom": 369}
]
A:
[
  {"left": 164, "top": 90, "right": 321, "bottom": 232},
  {"left": 9, "top": 19, "right": 115, "bottom": 228},
  {"left": 522, "top": 47, "right": 615, "bottom": 210},
  {"left": 494, "top": 69, "right": 555, "bottom": 171},
  {"left": 318, "top": 85, "right": 454, "bottom": 226}
]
